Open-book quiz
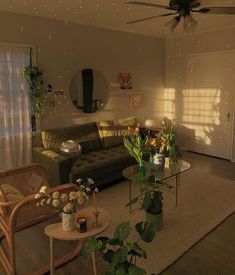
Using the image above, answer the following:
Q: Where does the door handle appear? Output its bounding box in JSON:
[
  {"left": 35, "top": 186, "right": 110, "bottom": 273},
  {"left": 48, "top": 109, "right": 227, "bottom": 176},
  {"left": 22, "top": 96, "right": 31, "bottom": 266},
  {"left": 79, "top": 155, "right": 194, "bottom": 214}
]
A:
[{"left": 226, "top": 112, "right": 231, "bottom": 121}]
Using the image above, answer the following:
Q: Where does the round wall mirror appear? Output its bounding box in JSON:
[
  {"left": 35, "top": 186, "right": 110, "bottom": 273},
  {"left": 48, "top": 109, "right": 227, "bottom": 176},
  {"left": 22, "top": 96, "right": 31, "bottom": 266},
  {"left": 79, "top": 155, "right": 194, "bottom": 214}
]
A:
[{"left": 70, "top": 68, "right": 108, "bottom": 113}]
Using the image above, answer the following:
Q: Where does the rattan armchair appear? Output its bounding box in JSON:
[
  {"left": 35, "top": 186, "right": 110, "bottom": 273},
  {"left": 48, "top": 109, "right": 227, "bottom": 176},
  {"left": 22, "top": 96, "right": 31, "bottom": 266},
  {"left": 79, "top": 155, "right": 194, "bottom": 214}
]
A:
[{"left": 0, "top": 163, "right": 79, "bottom": 275}]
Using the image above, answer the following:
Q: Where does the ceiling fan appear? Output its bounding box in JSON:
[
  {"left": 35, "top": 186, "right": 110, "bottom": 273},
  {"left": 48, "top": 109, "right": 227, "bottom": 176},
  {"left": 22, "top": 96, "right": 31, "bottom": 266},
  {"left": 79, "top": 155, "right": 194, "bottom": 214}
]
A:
[{"left": 126, "top": 0, "right": 235, "bottom": 32}]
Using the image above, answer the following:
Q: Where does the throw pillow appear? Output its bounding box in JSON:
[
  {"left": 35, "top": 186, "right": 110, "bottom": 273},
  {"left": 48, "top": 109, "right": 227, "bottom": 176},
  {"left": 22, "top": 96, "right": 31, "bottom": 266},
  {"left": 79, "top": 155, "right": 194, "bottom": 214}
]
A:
[
  {"left": 97, "top": 116, "right": 137, "bottom": 148},
  {"left": 0, "top": 184, "right": 24, "bottom": 202}
]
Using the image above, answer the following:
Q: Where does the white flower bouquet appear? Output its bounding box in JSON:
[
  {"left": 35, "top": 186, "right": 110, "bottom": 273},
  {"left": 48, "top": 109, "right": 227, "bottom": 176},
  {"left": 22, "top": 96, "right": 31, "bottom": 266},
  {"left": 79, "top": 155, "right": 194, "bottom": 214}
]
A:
[{"left": 35, "top": 178, "right": 98, "bottom": 214}]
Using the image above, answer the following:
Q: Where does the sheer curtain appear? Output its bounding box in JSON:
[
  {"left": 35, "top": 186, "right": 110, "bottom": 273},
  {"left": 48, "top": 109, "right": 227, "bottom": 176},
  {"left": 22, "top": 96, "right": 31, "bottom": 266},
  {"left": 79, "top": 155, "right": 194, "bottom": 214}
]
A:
[{"left": 0, "top": 45, "right": 32, "bottom": 170}]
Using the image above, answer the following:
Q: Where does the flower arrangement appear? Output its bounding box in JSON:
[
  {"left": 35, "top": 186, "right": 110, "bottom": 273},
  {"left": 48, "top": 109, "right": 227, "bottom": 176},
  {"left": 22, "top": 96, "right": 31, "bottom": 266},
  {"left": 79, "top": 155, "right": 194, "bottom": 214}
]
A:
[
  {"left": 146, "top": 137, "right": 161, "bottom": 155},
  {"left": 35, "top": 178, "right": 98, "bottom": 214},
  {"left": 123, "top": 125, "right": 148, "bottom": 168},
  {"left": 160, "top": 118, "right": 181, "bottom": 161}
]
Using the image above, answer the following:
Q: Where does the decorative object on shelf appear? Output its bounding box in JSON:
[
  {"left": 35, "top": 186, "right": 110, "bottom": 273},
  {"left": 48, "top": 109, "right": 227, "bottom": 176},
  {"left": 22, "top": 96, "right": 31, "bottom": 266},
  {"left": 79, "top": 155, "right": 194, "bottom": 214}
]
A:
[
  {"left": 160, "top": 118, "right": 181, "bottom": 162},
  {"left": 76, "top": 216, "right": 87, "bottom": 233},
  {"left": 119, "top": 72, "right": 132, "bottom": 89},
  {"left": 60, "top": 140, "right": 82, "bottom": 158},
  {"left": 130, "top": 93, "right": 144, "bottom": 109},
  {"left": 123, "top": 125, "right": 148, "bottom": 176}
]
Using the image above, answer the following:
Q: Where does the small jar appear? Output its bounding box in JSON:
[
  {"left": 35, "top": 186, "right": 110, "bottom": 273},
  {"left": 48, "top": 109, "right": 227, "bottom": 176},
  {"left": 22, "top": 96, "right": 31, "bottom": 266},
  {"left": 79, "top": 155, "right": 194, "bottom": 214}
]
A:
[{"left": 77, "top": 217, "right": 87, "bottom": 233}]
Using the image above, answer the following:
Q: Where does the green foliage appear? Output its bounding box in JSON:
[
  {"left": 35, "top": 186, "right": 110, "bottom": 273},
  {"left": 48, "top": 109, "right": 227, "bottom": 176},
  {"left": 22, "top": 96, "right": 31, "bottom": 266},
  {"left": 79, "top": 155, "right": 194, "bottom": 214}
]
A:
[
  {"left": 84, "top": 222, "right": 148, "bottom": 275},
  {"left": 123, "top": 128, "right": 148, "bottom": 167},
  {"left": 127, "top": 175, "right": 172, "bottom": 215},
  {"left": 160, "top": 118, "right": 181, "bottom": 162},
  {"left": 24, "top": 66, "right": 45, "bottom": 119}
]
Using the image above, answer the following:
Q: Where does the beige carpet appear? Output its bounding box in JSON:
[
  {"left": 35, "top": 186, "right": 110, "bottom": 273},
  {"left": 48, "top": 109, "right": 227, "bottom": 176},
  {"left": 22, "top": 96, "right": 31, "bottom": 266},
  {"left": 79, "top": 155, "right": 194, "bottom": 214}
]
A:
[
  {"left": 1, "top": 169, "right": 235, "bottom": 275},
  {"left": 97, "top": 168, "right": 235, "bottom": 275}
]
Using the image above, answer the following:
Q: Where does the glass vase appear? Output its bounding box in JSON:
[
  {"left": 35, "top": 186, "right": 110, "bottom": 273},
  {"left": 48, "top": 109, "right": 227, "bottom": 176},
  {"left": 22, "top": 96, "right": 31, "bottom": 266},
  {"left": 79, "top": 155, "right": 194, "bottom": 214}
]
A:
[{"left": 138, "top": 162, "right": 146, "bottom": 176}]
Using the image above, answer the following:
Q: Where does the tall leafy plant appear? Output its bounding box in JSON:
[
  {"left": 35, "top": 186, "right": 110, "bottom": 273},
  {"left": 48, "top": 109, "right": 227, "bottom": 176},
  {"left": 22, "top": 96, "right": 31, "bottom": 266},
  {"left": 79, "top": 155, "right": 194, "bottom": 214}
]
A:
[
  {"left": 84, "top": 221, "right": 157, "bottom": 275},
  {"left": 24, "top": 66, "right": 45, "bottom": 119}
]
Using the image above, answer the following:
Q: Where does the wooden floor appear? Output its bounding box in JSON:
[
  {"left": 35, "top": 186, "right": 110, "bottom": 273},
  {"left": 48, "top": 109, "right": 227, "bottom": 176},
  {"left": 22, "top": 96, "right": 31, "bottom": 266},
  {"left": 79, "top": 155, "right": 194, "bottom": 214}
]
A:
[
  {"left": 0, "top": 151, "right": 235, "bottom": 275},
  {"left": 161, "top": 151, "right": 235, "bottom": 275}
]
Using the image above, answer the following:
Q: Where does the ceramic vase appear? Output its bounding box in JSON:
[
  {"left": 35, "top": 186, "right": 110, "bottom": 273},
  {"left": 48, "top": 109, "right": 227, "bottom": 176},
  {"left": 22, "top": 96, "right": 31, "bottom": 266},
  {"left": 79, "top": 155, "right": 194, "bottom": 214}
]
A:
[
  {"left": 150, "top": 153, "right": 165, "bottom": 171},
  {"left": 62, "top": 212, "right": 76, "bottom": 232}
]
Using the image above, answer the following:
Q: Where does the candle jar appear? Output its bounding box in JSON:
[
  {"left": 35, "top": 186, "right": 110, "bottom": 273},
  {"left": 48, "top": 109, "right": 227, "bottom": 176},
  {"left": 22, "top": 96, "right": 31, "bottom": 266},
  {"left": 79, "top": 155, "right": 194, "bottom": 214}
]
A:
[{"left": 77, "top": 217, "right": 87, "bottom": 233}]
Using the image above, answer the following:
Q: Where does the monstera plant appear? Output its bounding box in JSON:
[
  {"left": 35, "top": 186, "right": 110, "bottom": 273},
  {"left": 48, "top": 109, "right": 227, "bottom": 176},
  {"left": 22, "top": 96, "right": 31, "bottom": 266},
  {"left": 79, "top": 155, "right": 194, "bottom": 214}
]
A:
[{"left": 24, "top": 66, "right": 45, "bottom": 119}]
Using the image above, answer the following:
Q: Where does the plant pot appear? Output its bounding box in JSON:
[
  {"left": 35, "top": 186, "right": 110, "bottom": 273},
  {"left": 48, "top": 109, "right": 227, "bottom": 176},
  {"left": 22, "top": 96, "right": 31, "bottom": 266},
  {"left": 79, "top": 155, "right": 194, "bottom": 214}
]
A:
[
  {"left": 62, "top": 212, "right": 76, "bottom": 232},
  {"left": 145, "top": 211, "right": 163, "bottom": 231}
]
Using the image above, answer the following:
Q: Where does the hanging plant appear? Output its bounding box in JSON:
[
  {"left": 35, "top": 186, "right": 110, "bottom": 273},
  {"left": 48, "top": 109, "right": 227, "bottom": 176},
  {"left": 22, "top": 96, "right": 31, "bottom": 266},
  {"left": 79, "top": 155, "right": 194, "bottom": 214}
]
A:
[{"left": 24, "top": 66, "right": 45, "bottom": 119}]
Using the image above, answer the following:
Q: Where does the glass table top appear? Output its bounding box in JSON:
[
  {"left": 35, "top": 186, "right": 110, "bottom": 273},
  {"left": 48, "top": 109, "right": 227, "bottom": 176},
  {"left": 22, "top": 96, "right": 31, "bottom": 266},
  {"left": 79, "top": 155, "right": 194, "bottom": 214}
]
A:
[{"left": 122, "top": 159, "right": 191, "bottom": 181}]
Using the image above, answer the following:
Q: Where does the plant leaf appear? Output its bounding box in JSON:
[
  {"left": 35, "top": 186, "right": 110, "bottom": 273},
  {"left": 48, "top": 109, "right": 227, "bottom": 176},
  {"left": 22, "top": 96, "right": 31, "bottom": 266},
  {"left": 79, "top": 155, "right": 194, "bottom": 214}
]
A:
[
  {"left": 135, "top": 222, "right": 157, "bottom": 243},
  {"left": 128, "top": 265, "right": 147, "bottom": 275},
  {"left": 114, "top": 222, "right": 131, "bottom": 241}
]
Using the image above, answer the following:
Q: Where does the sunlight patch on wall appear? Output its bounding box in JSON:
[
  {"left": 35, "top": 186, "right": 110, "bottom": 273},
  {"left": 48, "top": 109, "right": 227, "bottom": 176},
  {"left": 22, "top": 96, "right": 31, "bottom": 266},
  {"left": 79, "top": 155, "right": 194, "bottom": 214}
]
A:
[
  {"left": 164, "top": 88, "right": 175, "bottom": 120},
  {"left": 182, "top": 88, "right": 221, "bottom": 145}
]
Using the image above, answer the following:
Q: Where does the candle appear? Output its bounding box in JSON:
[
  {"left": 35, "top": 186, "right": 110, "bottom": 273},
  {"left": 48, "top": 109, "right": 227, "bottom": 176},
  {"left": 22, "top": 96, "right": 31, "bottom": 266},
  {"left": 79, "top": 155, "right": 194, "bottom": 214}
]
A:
[
  {"left": 93, "top": 191, "right": 98, "bottom": 213},
  {"left": 77, "top": 217, "right": 87, "bottom": 233}
]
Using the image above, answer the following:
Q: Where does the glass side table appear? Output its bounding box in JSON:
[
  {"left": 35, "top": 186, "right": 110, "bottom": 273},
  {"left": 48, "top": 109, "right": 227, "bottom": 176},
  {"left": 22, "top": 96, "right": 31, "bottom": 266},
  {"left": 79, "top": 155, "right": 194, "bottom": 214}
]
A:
[{"left": 122, "top": 160, "right": 191, "bottom": 212}]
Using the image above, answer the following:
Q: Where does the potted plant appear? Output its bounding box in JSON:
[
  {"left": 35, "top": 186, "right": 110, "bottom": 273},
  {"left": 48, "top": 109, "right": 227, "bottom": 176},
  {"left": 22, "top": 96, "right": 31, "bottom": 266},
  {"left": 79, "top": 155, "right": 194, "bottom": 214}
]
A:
[
  {"left": 123, "top": 125, "right": 148, "bottom": 176},
  {"left": 84, "top": 221, "right": 157, "bottom": 275},
  {"left": 24, "top": 66, "right": 45, "bottom": 129},
  {"left": 160, "top": 118, "right": 181, "bottom": 164},
  {"left": 127, "top": 175, "right": 172, "bottom": 232}
]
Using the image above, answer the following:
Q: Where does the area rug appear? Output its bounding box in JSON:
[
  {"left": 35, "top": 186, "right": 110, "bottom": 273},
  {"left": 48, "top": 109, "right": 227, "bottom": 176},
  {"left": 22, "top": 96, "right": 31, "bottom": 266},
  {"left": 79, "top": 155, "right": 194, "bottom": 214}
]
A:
[{"left": 97, "top": 168, "right": 235, "bottom": 275}]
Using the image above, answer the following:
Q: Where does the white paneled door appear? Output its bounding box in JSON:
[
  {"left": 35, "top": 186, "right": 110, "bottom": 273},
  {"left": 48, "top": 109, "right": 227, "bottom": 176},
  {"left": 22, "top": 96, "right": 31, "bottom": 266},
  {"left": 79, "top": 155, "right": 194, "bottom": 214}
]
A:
[{"left": 183, "top": 51, "right": 234, "bottom": 159}]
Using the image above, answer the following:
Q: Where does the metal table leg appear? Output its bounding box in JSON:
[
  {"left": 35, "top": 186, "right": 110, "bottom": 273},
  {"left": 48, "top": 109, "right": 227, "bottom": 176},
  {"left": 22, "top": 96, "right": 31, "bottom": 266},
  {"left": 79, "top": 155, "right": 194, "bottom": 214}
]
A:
[{"left": 175, "top": 173, "right": 180, "bottom": 207}]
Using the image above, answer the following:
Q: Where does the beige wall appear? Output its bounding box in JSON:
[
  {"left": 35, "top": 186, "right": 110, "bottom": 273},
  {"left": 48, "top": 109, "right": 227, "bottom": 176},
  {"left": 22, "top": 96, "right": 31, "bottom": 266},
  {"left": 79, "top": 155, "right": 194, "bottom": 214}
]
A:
[
  {"left": 166, "top": 28, "right": 235, "bottom": 160},
  {"left": 0, "top": 10, "right": 166, "bottom": 129}
]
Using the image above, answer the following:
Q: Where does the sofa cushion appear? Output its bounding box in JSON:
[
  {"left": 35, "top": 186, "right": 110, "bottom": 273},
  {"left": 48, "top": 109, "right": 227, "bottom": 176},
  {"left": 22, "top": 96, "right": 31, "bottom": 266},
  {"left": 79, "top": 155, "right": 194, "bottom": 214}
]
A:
[
  {"left": 71, "top": 145, "right": 135, "bottom": 180},
  {"left": 0, "top": 184, "right": 24, "bottom": 201},
  {"left": 42, "top": 122, "right": 102, "bottom": 153},
  {"left": 97, "top": 116, "right": 137, "bottom": 148}
]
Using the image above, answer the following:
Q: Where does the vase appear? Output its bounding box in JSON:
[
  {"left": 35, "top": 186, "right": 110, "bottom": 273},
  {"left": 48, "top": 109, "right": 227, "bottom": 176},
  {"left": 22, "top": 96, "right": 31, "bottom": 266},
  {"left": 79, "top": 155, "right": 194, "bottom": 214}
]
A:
[
  {"left": 145, "top": 211, "right": 163, "bottom": 231},
  {"left": 62, "top": 212, "right": 76, "bottom": 232},
  {"left": 138, "top": 163, "right": 146, "bottom": 176},
  {"left": 150, "top": 153, "right": 165, "bottom": 171}
]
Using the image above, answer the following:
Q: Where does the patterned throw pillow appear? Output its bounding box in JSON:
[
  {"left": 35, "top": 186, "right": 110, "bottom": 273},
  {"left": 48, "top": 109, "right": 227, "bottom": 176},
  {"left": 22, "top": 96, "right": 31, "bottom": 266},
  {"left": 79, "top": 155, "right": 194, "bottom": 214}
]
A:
[{"left": 97, "top": 116, "right": 137, "bottom": 148}]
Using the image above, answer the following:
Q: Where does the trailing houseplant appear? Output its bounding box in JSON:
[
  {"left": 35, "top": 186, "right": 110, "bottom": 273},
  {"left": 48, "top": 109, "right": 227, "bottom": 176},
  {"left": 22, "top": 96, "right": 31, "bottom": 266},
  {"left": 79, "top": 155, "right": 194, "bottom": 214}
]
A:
[{"left": 24, "top": 66, "right": 45, "bottom": 119}]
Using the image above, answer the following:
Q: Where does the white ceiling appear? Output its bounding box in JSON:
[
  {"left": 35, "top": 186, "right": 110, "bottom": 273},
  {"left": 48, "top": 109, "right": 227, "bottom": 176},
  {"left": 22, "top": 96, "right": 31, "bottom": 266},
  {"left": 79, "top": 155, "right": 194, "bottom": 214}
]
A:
[{"left": 1, "top": 0, "right": 235, "bottom": 37}]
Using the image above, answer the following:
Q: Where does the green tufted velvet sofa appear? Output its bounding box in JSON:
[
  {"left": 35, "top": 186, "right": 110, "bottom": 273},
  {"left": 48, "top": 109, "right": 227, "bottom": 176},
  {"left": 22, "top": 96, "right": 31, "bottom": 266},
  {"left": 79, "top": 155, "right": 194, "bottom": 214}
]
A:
[{"left": 32, "top": 117, "right": 137, "bottom": 187}]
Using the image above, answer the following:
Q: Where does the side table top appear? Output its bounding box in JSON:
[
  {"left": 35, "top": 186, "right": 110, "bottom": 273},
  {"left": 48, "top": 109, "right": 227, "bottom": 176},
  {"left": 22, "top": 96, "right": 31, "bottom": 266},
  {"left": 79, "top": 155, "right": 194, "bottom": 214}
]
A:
[{"left": 44, "top": 207, "right": 111, "bottom": 241}]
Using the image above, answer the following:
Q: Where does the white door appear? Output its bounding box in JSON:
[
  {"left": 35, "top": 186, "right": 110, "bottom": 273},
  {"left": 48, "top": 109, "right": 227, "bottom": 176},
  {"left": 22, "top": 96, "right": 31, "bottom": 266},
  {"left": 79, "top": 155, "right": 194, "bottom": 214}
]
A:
[{"left": 183, "top": 51, "right": 234, "bottom": 159}]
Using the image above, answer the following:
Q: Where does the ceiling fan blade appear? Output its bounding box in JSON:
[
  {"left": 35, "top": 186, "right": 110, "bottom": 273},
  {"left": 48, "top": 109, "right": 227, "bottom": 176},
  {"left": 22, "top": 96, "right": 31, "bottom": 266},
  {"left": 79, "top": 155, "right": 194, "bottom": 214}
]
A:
[
  {"left": 196, "top": 7, "right": 235, "bottom": 15},
  {"left": 125, "top": 1, "right": 175, "bottom": 10},
  {"left": 126, "top": 12, "right": 178, "bottom": 24}
]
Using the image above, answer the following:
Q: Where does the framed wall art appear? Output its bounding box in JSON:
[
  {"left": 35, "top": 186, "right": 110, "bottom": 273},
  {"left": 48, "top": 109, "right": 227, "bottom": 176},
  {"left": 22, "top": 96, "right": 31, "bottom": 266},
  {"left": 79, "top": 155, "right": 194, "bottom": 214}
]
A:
[{"left": 130, "top": 94, "right": 144, "bottom": 109}]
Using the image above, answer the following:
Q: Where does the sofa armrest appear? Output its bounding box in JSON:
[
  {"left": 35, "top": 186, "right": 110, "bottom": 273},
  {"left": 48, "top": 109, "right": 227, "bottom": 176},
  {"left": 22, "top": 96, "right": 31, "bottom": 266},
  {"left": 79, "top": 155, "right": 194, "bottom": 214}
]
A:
[{"left": 32, "top": 147, "right": 73, "bottom": 187}]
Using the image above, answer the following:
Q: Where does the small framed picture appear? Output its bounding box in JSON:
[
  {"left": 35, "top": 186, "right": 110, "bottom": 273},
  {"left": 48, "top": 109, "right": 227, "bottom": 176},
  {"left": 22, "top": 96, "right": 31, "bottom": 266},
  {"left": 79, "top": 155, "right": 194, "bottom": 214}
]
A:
[{"left": 130, "top": 94, "right": 144, "bottom": 109}]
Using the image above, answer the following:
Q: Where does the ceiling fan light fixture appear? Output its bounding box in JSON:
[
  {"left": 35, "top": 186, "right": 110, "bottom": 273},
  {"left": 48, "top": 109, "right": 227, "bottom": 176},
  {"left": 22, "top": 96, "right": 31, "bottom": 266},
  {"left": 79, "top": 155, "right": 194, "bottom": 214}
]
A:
[
  {"left": 164, "top": 16, "right": 180, "bottom": 32},
  {"left": 183, "top": 14, "right": 198, "bottom": 32}
]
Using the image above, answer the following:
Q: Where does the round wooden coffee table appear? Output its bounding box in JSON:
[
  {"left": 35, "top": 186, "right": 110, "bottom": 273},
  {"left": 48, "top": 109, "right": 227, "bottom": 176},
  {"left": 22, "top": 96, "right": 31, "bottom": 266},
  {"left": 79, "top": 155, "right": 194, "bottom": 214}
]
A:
[{"left": 44, "top": 207, "right": 110, "bottom": 275}]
